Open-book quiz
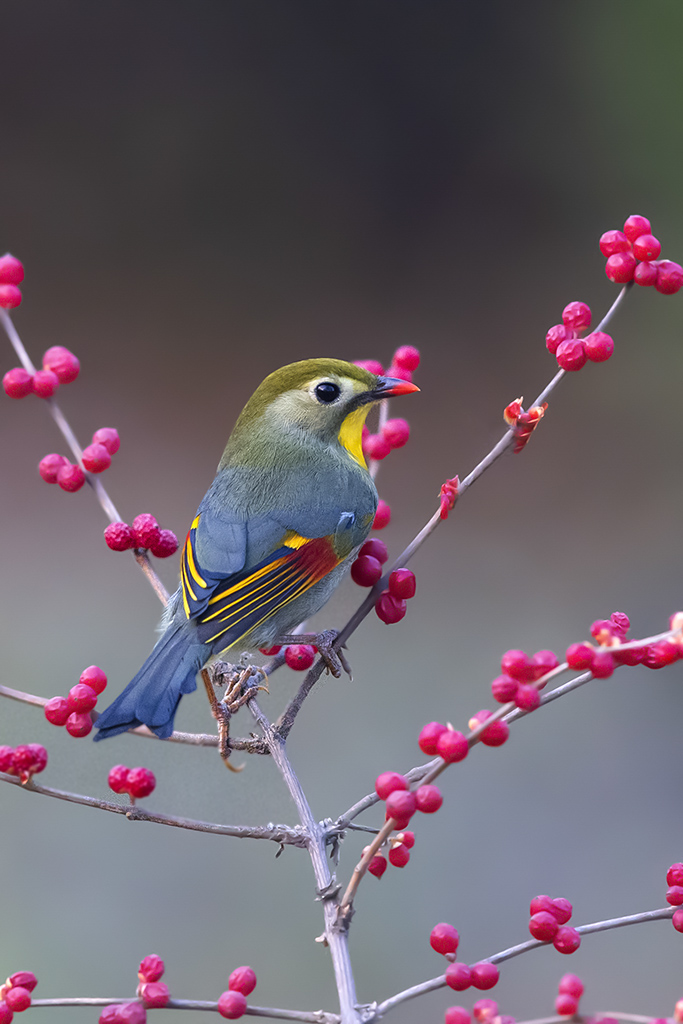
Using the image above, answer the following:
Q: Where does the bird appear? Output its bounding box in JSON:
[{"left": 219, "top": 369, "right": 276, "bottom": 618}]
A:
[{"left": 94, "top": 358, "right": 418, "bottom": 741}]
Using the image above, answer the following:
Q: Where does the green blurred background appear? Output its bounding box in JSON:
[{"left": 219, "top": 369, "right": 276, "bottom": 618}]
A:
[{"left": 1, "top": 2, "right": 682, "bottom": 1020}]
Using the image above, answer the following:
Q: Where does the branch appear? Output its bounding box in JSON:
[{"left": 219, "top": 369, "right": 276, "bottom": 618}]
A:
[{"left": 30, "top": 998, "right": 340, "bottom": 1022}]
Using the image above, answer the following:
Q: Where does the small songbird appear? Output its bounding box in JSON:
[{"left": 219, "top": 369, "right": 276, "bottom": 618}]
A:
[{"left": 94, "top": 358, "right": 418, "bottom": 741}]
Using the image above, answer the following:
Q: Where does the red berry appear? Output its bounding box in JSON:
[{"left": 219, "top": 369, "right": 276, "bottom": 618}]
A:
[
  {"left": 490, "top": 675, "right": 518, "bottom": 703},
  {"left": 0, "top": 746, "right": 15, "bottom": 774},
  {"left": 605, "top": 251, "right": 637, "bottom": 283},
  {"left": 554, "top": 927, "right": 581, "bottom": 954},
  {"left": 57, "top": 463, "right": 85, "bottom": 492},
  {"left": 418, "top": 721, "right": 447, "bottom": 755},
  {"left": 445, "top": 1007, "right": 471, "bottom": 1024},
  {"left": 39, "top": 453, "right": 68, "bottom": 483},
  {"left": 388, "top": 568, "right": 416, "bottom": 600},
  {"left": 550, "top": 898, "right": 573, "bottom": 924},
  {"left": 372, "top": 500, "right": 391, "bottom": 530},
  {"left": 388, "top": 843, "right": 410, "bottom": 867},
  {"left": 364, "top": 433, "right": 391, "bottom": 460},
  {"left": 397, "top": 830, "right": 415, "bottom": 848},
  {"left": 644, "top": 640, "right": 680, "bottom": 669},
  {"left": 623, "top": 214, "right": 651, "bottom": 242},
  {"left": 584, "top": 331, "right": 614, "bottom": 363},
  {"left": 529, "top": 650, "right": 560, "bottom": 682},
  {"left": 127, "top": 767, "right": 156, "bottom": 799},
  {"left": 529, "top": 894, "right": 553, "bottom": 915},
  {"left": 4, "top": 989, "right": 29, "bottom": 1013},
  {"left": 436, "top": 729, "right": 469, "bottom": 763},
  {"left": 104, "top": 522, "right": 135, "bottom": 551},
  {"left": 393, "top": 345, "right": 420, "bottom": 371},
  {"left": 562, "top": 301, "right": 591, "bottom": 330},
  {"left": 667, "top": 863, "right": 683, "bottom": 886},
  {"left": 666, "top": 886, "right": 683, "bottom": 906},
  {"left": 149, "top": 529, "right": 179, "bottom": 559},
  {"left": 13, "top": 743, "right": 48, "bottom": 779},
  {"left": 258, "top": 645, "right": 281, "bottom": 656},
  {"left": 565, "top": 642, "right": 594, "bottom": 670},
  {"left": 470, "top": 963, "right": 499, "bottom": 990},
  {"left": 375, "top": 591, "right": 407, "bottom": 624},
  {"left": 558, "top": 973, "right": 584, "bottom": 997},
  {"left": 217, "top": 990, "right": 247, "bottom": 1019},
  {"left": 0, "top": 284, "right": 22, "bottom": 308},
  {"left": 42, "top": 346, "right": 80, "bottom": 384},
  {"left": 429, "top": 923, "right": 459, "bottom": 956},
  {"left": 590, "top": 650, "right": 615, "bottom": 678},
  {"left": 0, "top": 253, "right": 25, "bottom": 285},
  {"left": 67, "top": 683, "right": 97, "bottom": 713},
  {"left": 610, "top": 611, "right": 630, "bottom": 635},
  {"left": 672, "top": 907, "right": 683, "bottom": 932},
  {"left": 92, "top": 427, "right": 120, "bottom": 454},
  {"left": 382, "top": 418, "right": 410, "bottom": 449},
  {"left": 368, "top": 854, "right": 387, "bottom": 878},
  {"left": 655, "top": 260, "right": 683, "bottom": 295},
  {"left": 415, "top": 784, "right": 443, "bottom": 813},
  {"left": 353, "top": 359, "right": 384, "bottom": 376},
  {"left": 556, "top": 337, "right": 587, "bottom": 371},
  {"left": 472, "top": 999, "right": 498, "bottom": 1021},
  {"left": 387, "top": 363, "right": 413, "bottom": 383},
  {"left": 359, "top": 538, "right": 388, "bottom": 564},
  {"left": 44, "top": 695, "right": 70, "bottom": 726},
  {"left": 634, "top": 261, "right": 658, "bottom": 286},
  {"left": 470, "top": 711, "right": 509, "bottom": 747},
  {"left": 66, "top": 711, "right": 93, "bottom": 737},
  {"left": 599, "top": 230, "right": 631, "bottom": 257},
  {"left": 500, "top": 649, "right": 533, "bottom": 682},
  {"left": 138, "top": 956, "right": 164, "bottom": 983},
  {"left": 117, "top": 1005, "right": 146, "bottom": 1024},
  {"left": 132, "top": 514, "right": 160, "bottom": 549},
  {"left": 108, "top": 765, "right": 131, "bottom": 794},
  {"left": 385, "top": 789, "right": 416, "bottom": 822},
  {"left": 555, "top": 994, "right": 579, "bottom": 1016},
  {"left": 31, "top": 369, "right": 60, "bottom": 398},
  {"left": 98, "top": 1005, "right": 121, "bottom": 1023},
  {"left": 82, "top": 443, "right": 112, "bottom": 473},
  {"left": 284, "top": 644, "right": 316, "bottom": 671},
  {"left": 351, "top": 554, "right": 382, "bottom": 587},
  {"left": 514, "top": 683, "right": 540, "bottom": 712},
  {"left": 445, "top": 963, "right": 472, "bottom": 991},
  {"left": 139, "top": 983, "right": 169, "bottom": 1008},
  {"left": 7, "top": 973, "right": 37, "bottom": 993},
  {"left": 632, "top": 234, "right": 661, "bottom": 261},
  {"left": 228, "top": 967, "right": 257, "bottom": 996},
  {"left": 3, "top": 368, "right": 33, "bottom": 398},
  {"left": 375, "top": 772, "right": 408, "bottom": 800},
  {"left": 529, "top": 911, "right": 559, "bottom": 941},
  {"left": 545, "top": 324, "right": 575, "bottom": 355},
  {"left": 80, "top": 665, "right": 107, "bottom": 694}
]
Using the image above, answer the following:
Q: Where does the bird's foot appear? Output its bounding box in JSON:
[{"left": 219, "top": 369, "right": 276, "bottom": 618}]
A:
[
  {"left": 201, "top": 664, "right": 265, "bottom": 773},
  {"left": 275, "top": 630, "right": 352, "bottom": 679}
]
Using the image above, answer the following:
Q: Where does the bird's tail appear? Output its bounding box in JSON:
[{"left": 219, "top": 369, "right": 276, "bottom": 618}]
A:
[{"left": 94, "top": 624, "right": 205, "bottom": 740}]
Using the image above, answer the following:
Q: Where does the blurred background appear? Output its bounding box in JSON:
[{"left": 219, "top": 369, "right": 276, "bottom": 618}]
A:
[{"left": 1, "top": 2, "right": 682, "bottom": 1021}]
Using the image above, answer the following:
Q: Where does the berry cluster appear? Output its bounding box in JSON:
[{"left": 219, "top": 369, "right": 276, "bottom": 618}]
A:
[
  {"left": 0, "top": 745, "right": 47, "bottom": 784},
  {"left": 601, "top": 214, "right": 683, "bottom": 293},
  {"left": 372, "top": 769, "right": 445, "bottom": 857},
  {"left": 430, "top": 922, "right": 501, "bottom": 998},
  {"left": 545, "top": 301, "right": 614, "bottom": 372},
  {"left": 258, "top": 643, "right": 316, "bottom": 671},
  {"left": 362, "top": 417, "right": 410, "bottom": 462},
  {"left": 39, "top": 427, "right": 120, "bottom": 493},
  {"left": 419, "top": 721, "right": 468, "bottom": 763},
  {"left": 351, "top": 537, "right": 388, "bottom": 587},
  {"left": 3, "top": 344, "right": 80, "bottom": 399},
  {"left": 667, "top": 862, "right": 683, "bottom": 933},
  {"left": 445, "top": 999, "right": 511, "bottom": 1024},
  {"left": 99, "top": 955, "right": 169, "bottom": 1023},
  {"left": 555, "top": 973, "right": 584, "bottom": 1017},
  {"left": 355, "top": 344, "right": 420, "bottom": 387},
  {"left": 0, "top": 971, "right": 38, "bottom": 1022},
  {"left": 566, "top": 611, "right": 683, "bottom": 678},
  {"left": 44, "top": 665, "right": 108, "bottom": 738},
  {"left": 491, "top": 649, "right": 560, "bottom": 712},
  {"left": 104, "top": 514, "right": 179, "bottom": 558},
  {"left": 217, "top": 965, "right": 257, "bottom": 1020},
  {"left": 108, "top": 765, "right": 157, "bottom": 803},
  {"left": 366, "top": 829, "right": 415, "bottom": 876},
  {"left": 0, "top": 253, "right": 24, "bottom": 310},
  {"left": 528, "top": 894, "right": 580, "bottom": 954},
  {"left": 375, "top": 567, "right": 416, "bottom": 625}
]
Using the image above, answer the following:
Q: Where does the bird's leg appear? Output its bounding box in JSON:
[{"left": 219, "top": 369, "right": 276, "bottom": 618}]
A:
[
  {"left": 201, "top": 667, "right": 243, "bottom": 773},
  {"left": 274, "top": 629, "right": 352, "bottom": 679}
]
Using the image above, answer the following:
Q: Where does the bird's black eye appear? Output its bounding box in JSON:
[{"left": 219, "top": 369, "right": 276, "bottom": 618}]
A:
[{"left": 314, "top": 381, "right": 341, "bottom": 404}]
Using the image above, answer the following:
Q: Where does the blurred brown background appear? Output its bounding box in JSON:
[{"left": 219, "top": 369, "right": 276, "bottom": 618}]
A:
[{"left": 1, "top": 3, "right": 682, "bottom": 1021}]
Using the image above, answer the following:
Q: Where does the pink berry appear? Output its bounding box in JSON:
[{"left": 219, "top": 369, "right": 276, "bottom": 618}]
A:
[
  {"left": 39, "top": 453, "right": 68, "bottom": 483},
  {"left": 565, "top": 642, "right": 594, "bottom": 670},
  {"left": 529, "top": 894, "right": 554, "bottom": 916},
  {"left": 445, "top": 1007, "right": 471, "bottom": 1024},
  {"left": 584, "top": 331, "right": 614, "bottom": 363},
  {"left": 445, "top": 963, "right": 472, "bottom": 991},
  {"left": 375, "top": 591, "right": 406, "bottom": 624},
  {"left": 623, "top": 214, "right": 651, "bottom": 242},
  {"left": 599, "top": 230, "right": 631, "bottom": 257},
  {"left": 132, "top": 514, "right": 160, "bottom": 549},
  {"left": 117, "top": 1005, "right": 146, "bottom": 1024},
  {"left": 415, "top": 784, "right": 443, "bottom": 813},
  {"left": 387, "top": 363, "right": 413, "bottom": 383},
  {"left": 127, "top": 767, "right": 156, "bottom": 799},
  {"left": 82, "top": 443, "right": 112, "bottom": 473},
  {"left": 529, "top": 650, "right": 559, "bottom": 682},
  {"left": 359, "top": 538, "right": 388, "bottom": 564},
  {"left": 470, "top": 963, "right": 499, "bottom": 990},
  {"left": 2, "top": 368, "right": 33, "bottom": 398},
  {"left": 228, "top": 967, "right": 257, "bottom": 996},
  {"left": 550, "top": 898, "right": 573, "bottom": 924},
  {"left": 562, "top": 301, "right": 591, "bottom": 330},
  {"left": 108, "top": 765, "right": 131, "bottom": 794},
  {"left": 364, "top": 433, "right": 391, "bottom": 460},
  {"left": 7, "top": 973, "right": 37, "bottom": 994},
  {"left": 92, "top": 427, "right": 120, "bottom": 454},
  {"left": 472, "top": 999, "right": 498, "bottom": 1022},
  {"left": 644, "top": 640, "right": 680, "bottom": 669},
  {"left": 388, "top": 568, "right": 416, "bottom": 600},
  {"left": 558, "top": 973, "right": 584, "bottom": 997},
  {"left": 372, "top": 499, "right": 391, "bottom": 529},
  {"left": 418, "top": 721, "right": 447, "bottom": 755},
  {"left": 217, "top": 990, "right": 247, "bottom": 1019},
  {"left": 430, "top": 923, "right": 459, "bottom": 956},
  {"left": 529, "top": 911, "right": 559, "bottom": 941},
  {"left": 555, "top": 994, "right": 579, "bottom": 1016},
  {"left": 655, "top": 260, "right": 683, "bottom": 295},
  {"left": 554, "top": 926, "right": 581, "bottom": 954},
  {"left": 634, "top": 261, "right": 658, "bottom": 286},
  {"left": 672, "top": 907, "right": 683, "bottom": 932},
  {"left": 138, "top": 956, "right": 164, "bottom": 983},
  {"left": 4, "top": 989, "right": 30, "bottom": 1013},
  {"left": 44, "top": 695, "right": 70, "bottom": 726},
  {"left": 98, "top": 1005, "right": 121, "bottom": 1023},
  {"left": 139, "top": 983, "right": 169, "bottom": 1008},
  {"left": 590, "top": 650, "right": 615, "bottom": 678},
  {"left": 67, "top": 683, "right": 97, "bottom": 713},
  {"left": 397, "top": 830, "right": 415, "bottom": 848},
  {"left": 666, "top": 886, "right": 683, "bottom": 906},
  {"left": 258, "top": 645, "right": 281, "bottom": 656},
  {"left": 382, "top": 418, "right": 410, "bottom": 449},
  {"left": 667, "top": 863, "right": 683, "bottom": 886},
  {"left": 368, "top": 854, "right": 387, "bottom": 878},
  {"left": 351, "top": 554, "right": 382, "bottom": 587},
  {"left": 500, "top": 649, "right": 533, "bottom": 682},
  {"left": 393, "top": 345, "right": 420, "bottom": 371},
  {"left": 42, "top": 346, "right": 80, "bottom": 384},
  {"left": 66, "top": 711, "right": 93, "bottom": 737},
  {"left": 388, "top": 843, "right": 410, "bottom": 867},
  {"left": 385, "top": 789, "right": 416, "bottom": 822},
  {"left": 515, "top": 683, "right": 540, "bottom": 712},
  {"left": 150, "top": 529, "right": 179, "bottom": 559},
  {"left": 104, "top": 522, "right": 135, "bottom": 551},
  {"left": 605, "top": 251, "right": 637, "bottom": 283},
  {"left": 0, "top": 746, "right": 15, "bottom": 774},
  {"left": 13, "top": 743, "right": 48, "bottom": 779},
  {"left": 353, "top": 359, "right": 384, "bottom": 376},
  {"left": 375, "top": 772, "right": 408, "bottom": 800},
  {"left": 31, "top": 369, "right": 60, "bottom": 398},
  {"left": 556, "top": 337, "right": 587, "bottom": 372},
  {"left": 0, "top": 284, "right": 22, "bottom": 308},
  {"left": 284, "top": 644, "right": 316, "bottom": 671},
  {"left": 470, "top": 711, "right": 509, "bottom": 747},
  {"left": 610, "top": 611, "right": 630, "bottom": 635},
  {"left": 490, "top": 675, "right": 518, "bottom": 703},
  {"left": 436, "top": 729, "right": 469, "bottom": 763},
  {"left": 632, "top": 234, "right": 661, "bottom": 261},
  {"left": 0, "top": 253, "right": 25, "bottom": 285},
  {"left": 545, "top": 324, "right": 575, "bottom": 355},
  {"left": 80, "top": 665, "right": 107, "bottom": 694},
  {"left": 57, "top": 463, "right": 85, "bottom": 492}
]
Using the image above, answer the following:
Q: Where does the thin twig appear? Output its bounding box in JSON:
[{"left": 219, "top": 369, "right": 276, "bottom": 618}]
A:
[{"left": 30, "top": 998, "right": 340, "bottom": 1022}]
